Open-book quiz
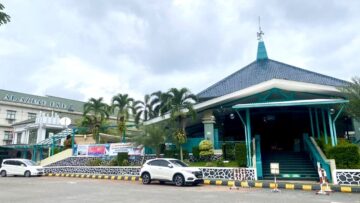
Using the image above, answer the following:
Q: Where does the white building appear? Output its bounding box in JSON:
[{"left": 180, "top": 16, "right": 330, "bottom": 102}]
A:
[
  {"left": 12, "top": 111, "right": 66, "bottom": 145},
  {"left": 0, "top": 89, "right": 86, "bottom": 145}
]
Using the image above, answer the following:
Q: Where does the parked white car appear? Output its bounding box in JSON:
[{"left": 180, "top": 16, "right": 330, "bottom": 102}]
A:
[
  {"left": 0, "top": 159, "right": 44, "bottom": 177},
  {"left": 140, "top": 158, "right": 203, "bottom": 186}
]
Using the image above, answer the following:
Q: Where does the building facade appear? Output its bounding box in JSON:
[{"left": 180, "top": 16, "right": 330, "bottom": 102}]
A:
[
  {"left": 145, "top": 35, "right": 360, "bottom": 182},
  {"left": 0, "top": 89, "right": 86, "bottom": 145}
]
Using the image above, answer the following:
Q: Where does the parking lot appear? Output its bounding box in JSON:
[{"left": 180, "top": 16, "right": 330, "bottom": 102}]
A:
[{"left": 0, "top": 177, "right": 359, "bottom": 203}]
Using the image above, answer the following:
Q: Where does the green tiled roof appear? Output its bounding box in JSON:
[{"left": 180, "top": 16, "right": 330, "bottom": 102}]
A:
[{"left": 0, "top": 89, "right": 85, "bottom": 112}]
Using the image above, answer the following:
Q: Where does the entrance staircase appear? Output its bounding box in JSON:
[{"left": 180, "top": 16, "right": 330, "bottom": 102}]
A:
[{"left": 262, "top": 152, "right": 318, "bottom": 181}]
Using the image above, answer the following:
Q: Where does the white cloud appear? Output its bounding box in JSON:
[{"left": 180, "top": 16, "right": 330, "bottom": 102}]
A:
[
  {"left": 29, "top": 56, "right": 126, "bottom": 103},
  {"left": 1, "top": 0, "right": 359, "bottom": 102}
]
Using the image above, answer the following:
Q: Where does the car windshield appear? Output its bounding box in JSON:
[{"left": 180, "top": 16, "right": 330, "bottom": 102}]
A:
[
  {"left": 22, "top": 160, "right": 38, "bottom": 166},
  {"left": 169, "top": 160, "right": 188, "bottom": 167}
]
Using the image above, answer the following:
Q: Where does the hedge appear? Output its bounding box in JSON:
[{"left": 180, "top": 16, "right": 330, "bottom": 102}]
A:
[
  {"left": 234, "top": 143, "right": 247, "bottom": 167},
  {"left": 327, "top": 143, "right": 360, "bottom": 169},
  {"left": 117, "top": 152, "right": 129, "bottom": 166}
]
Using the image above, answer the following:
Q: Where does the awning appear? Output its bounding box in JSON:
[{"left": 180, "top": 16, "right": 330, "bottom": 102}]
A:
[
  {"left": 232, "top": 99, "right": 348, "bottom": 109},
  {"left": 37, "top": 128, "right": 72, "bottom": 145}
]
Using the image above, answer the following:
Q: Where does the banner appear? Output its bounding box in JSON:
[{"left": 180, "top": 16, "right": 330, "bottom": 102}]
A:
[
  {"left": 88, "top": 145, "right": 107, "bottom": 156},
  {"left": 76, "top": 145, "right": 88, "bottom": 156},
  {"left": 74, "top": 143, "right": 143, "bottom": 157},
  {"left": 109, "top": 143, "right": 133, "bottom": 156}
]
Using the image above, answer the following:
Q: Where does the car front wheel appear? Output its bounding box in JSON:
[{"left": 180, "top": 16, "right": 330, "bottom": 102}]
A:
[
  {"left": 141, "top": 173, "right": 151, "bottom": 184},
  {"left": 0, "top": 170, "right": 6, "bottom": 177},
  {"left": 173, "top": 174, "right": 184, "bottom": 186},
  {"left": 24, "top": 171, "right": 31, "bottom": 177}
]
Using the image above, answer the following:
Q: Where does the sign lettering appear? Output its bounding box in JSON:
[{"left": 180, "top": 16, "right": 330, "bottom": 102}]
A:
[{"left": 3, "top": 94, "right": 70, "bottom": 110}]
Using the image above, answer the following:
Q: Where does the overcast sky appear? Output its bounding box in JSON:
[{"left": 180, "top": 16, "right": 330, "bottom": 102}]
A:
[{"left": 0, "top": 0, "right": 359, "bottom": 103}]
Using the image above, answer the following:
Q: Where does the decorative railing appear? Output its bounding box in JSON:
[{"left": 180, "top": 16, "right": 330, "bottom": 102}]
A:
[
  {"left": 44, "top": 166, "right": 140, "bottom": 176},
  {"left": 44, "top": 166, "right": 257, "bottom": 180},
  {"left": 335, "top": 169, "right": 360, "bottom": 186},
  {"left": 255, "top": 135, "right": 262, "bottom": 179},
  {"left": 303, "top": 134, "right": 333, "bottom": 182}
]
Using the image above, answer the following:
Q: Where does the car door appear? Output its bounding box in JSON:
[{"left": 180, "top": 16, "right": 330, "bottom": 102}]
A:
[
  {"left": 3, "top": 161, "right": 14, "bottom": 175},
  {"left": 12, "top": 161, "right": 22, "bottom": 175},
  {"left": 16, "top": 161, "right": 27, "bottom": 175},
  {"left": 147, "top": 160, "right": 162, "bottom": 179},
  {"left": 157, "top": 160, "right": 173, "bottom": 181}
]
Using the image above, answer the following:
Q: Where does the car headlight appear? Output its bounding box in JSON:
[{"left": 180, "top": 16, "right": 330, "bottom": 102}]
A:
[{"left": 184, "top": 170, "right": 194, "bottom": 174}]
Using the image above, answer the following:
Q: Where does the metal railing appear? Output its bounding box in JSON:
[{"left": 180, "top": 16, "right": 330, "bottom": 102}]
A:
[{"left": 303, "top": 133, "right": 332, "bottom": 182}]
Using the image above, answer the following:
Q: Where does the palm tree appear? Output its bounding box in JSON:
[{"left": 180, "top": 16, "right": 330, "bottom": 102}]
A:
[
  {"left": 341, "top": 76, "right": 360, "bottom": 120},
  {"left": 111, "top": 94, "right": 133, "bottom": 141},
  {"left": 165, "top": 87, "right": 197, "bottom": 161},
  {"left": 131, "top": 99, "right": 144, "bottom": 126},
  {"left": 0, "top": 3, "right": 10, "bottom": 26},
  {"left": 133, "top": 124, "right": 170, "bottom": 158},
  {"left": 150, "top": 91, "right": 171, "bottom": 118},
  {"left": 142, "top": 94, "right": 153, "bottom": 121},
  {"left": 83, "top": 97, "right": 110, "bottom": 143}
]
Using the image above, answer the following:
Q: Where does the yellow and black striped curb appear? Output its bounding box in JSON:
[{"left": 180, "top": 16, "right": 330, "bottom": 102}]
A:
[
  {"left": 45, "top": 174, "right": 359, "bottom": 193},
  {"left": 46, "top": 173, "right": 140, "bottom": 182},
  {"left": 203, "top": 180, "right": 360, "bottom": 193}
]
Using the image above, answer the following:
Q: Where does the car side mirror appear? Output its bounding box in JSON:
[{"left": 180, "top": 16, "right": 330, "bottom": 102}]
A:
[
  {"left": 168, "top": 164, "right": 173, "bottom": 168},
  {"left": 21, "top": 164, "right": 26, "bottom": 167}
]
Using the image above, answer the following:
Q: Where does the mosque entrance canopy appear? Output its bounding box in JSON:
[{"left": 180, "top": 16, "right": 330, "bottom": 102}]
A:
[{"left": 232, "top": 98, "right": 348, "bottom": 109}]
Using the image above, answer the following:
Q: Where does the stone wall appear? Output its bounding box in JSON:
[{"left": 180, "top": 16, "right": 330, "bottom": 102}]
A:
[
  {"left": 44, "top": 166, "right": 140, "bottom": 176},
  {"left": 44, "top": 166, "right": 256, "bottom": 181},
  {"left": 336, "top": 169, "right": 360, "bottom": 186},
  {"left": 199, "top": 167, "right": 256, "bottom": 180}
]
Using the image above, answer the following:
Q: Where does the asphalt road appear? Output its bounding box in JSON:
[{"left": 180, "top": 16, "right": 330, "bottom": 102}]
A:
[{"left": 0, "top": 177, "right": 359, "bottom": 203}]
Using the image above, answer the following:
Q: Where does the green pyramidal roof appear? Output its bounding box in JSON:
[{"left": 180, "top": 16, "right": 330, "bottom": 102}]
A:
[{"left": 257, "top": 41, "right": 268, "bottom": 60}]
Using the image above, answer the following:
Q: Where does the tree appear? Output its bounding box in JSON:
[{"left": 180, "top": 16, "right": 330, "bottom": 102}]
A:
[
  {"left": 111, "top": 94, "right": 133, "bottom": 141},
  {"left": 150, "top": 91, "right": 171, "bottom": 118},
  {"left": 165, "top": 87, "right": 197, "bottom": 161},
  {"left": 131, "top": 99, "right": 143, "bottom": 126},
  {"left": 133, "top": 124, "right": 170, "bottom": 158},
  {"left": 341, "top": 76, "right": 360, "bottom": 120},
  {"left": 0, "top": 3, "right": 10, "bottom": 26},
  {"left": 140, "top": 94, "right": 153, "bottom": 121},
  {"left": 83, "top": 98, "right": 110, "bottom": 143}
]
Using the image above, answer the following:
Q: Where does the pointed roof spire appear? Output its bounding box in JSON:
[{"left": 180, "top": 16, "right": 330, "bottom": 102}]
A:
[{"left": 257, "top": 17, "right": 268, "bottom": 60}]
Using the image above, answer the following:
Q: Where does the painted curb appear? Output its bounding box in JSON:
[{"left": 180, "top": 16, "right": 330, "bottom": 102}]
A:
[
  {"left": 203, "top": 179, "right": 360, "bottom": 193},
  {"left": 46, "top": 173, "right": 141, "bottom": 182},
  {"left": 45, "top": 174, "right": 360, "bottom": 193}
]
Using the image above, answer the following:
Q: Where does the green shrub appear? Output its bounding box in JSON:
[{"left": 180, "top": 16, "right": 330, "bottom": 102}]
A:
[
  {"left": 192, "top": 146, "right": 200, "bottom": 159},
  {"left": 117, "top": 152, "right": 129, "bottom": 166},
  {"left": 108, "top": 158, "right": 118, "bottom": 166},
  {"left": 122, "top": 159, "right": 129, "bottom": 166},
  {"left": 235, "top": 143, "right": 247, "bottom": 167},
  {"left": 164, "top": 150, "right": 177, "bottom": 158},
  {"left": 53, "top": 147, "right": 63, "bottom": 155},
  {"left": 222, "top": 143, "right": 235, "bottom": 160},
  {"left": 316, "top": 136, "right": 332, "bottom": 156},
  {"left": 327, "top": 143, "right": 360, "bottom": 169},
  {"left": 199, "top": 140, "right": 214, "bottom": 157},
  {"left": 87, "top": 158, "right": 102, "bottom": 166}
]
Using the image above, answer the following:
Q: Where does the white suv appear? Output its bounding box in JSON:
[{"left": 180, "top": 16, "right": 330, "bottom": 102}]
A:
[
  {"left": 0, "top": 159, "right": 44, "bottom": 177},
  {"left": 140, "top": 158, "right": 203, "bottom": 186}
]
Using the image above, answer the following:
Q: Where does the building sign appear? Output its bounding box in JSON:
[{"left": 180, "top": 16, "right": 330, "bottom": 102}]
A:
[{"left": 2, "top": 94, "right": 72, "bottom": 110}]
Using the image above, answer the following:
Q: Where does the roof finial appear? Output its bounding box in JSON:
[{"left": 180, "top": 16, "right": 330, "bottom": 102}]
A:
[
  {"left": 256, "top": 16, "right": 268, "bottom": 60},
  {"left": 257, "top": 16, "right": 264, "bottom": 41}
]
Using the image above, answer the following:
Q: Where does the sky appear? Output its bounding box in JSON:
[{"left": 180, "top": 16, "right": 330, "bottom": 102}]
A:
[{"left": 0, "top": 0, "right": 359, "bottom": 103}]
